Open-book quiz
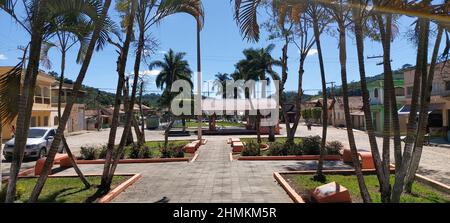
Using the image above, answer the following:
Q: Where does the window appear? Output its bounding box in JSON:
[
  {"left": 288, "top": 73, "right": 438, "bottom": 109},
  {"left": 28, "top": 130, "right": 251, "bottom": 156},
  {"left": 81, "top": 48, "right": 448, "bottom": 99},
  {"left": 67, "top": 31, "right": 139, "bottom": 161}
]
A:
[
  {"left": 30, "top": 117, "right": 36, "bottom": 127},
  {"left": 374, "top": 88, "right": 379, "bottom": 98},
  {"left": 54, "top": 116, "right": 59, "bottom": 126},
  {"left": 47, "top": 130, "right": 55, "bottom": 137},
  {"left": 395, "top": 87, "right": 405, "bottom": 96},
  {"left": 34, "top": 86, "right": 43, "bottom": 104},
  {"left": 37, "top": 116, "right": 41, "bottom": 126},
  {"left": 407, "top": 87, "right": 413, "bottom": 96}
]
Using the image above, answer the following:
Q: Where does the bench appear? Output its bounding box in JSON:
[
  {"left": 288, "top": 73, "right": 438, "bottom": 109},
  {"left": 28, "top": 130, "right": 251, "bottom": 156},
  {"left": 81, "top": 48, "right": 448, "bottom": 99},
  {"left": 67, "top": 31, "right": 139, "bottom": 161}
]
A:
[
  {"left": 35, "top": 154, "right": 70, "bottom": 176},
  {"left": 232, "top": 142, "right": 244, "bottom": 153}
]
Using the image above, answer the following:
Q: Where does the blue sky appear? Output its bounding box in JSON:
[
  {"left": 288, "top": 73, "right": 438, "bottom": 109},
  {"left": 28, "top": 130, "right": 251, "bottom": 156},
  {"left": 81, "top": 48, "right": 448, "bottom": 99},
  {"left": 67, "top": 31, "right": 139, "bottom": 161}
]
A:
[{"left": 0, "top": 0, "right": 442, "bottom": 96}]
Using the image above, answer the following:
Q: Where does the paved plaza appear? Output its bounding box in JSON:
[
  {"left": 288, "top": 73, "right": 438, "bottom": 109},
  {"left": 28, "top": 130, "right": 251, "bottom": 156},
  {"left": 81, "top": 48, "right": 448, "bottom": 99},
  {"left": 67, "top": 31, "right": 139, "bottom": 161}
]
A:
[{"left": 2, "top": 124, "right": 450, "bottom": 202}]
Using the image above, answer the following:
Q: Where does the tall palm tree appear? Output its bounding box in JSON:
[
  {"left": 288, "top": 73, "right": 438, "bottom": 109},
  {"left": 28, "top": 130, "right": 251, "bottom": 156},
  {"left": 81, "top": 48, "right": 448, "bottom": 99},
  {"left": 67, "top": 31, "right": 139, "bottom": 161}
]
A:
[
  {"left": 151, "top": 49, "right": 193, "bottom": 148},
  {"left": 100, "top": 0, "right": 138, "bottom": 191},
  {"left": 28, "top": 0, "right": 114, "bottom": 202},
  {"left": 326, "top": 0, "right": 372, "bottom": 203},
  {"left": 213, "top": 73, "right": 231, "bottom": 99},
  {"left": 236, "top": 44, "right": 281, "bottom": 142}
]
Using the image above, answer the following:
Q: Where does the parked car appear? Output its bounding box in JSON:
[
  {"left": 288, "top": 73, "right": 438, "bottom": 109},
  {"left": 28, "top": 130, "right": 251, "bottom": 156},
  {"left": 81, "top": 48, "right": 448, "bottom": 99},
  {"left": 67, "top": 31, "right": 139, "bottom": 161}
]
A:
[{"left": 3, "top": 127, "right": 65, "bottom": 161}]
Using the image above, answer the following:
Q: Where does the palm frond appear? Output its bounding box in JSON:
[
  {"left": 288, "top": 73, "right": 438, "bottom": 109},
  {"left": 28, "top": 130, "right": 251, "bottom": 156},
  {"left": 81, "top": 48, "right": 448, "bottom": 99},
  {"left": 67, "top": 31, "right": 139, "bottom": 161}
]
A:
[
  {"left": 233, "top": 0, "right": 261, "bottom": 42},
  {"left": 40, "top": 41, "right": 57, "bottom": 70},
  {"left": 157, "top": 0, "right": 205, "bottom": 29},
  {"left": 0, "top": 64, "right": 21, "bottom": 125}
]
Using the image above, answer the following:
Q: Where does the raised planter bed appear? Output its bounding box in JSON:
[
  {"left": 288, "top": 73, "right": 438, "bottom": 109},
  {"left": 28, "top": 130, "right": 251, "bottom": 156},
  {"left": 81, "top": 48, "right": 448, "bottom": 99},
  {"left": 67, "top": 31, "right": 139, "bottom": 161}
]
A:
[
  {"left": 274, "top": 169, "right": 450, "bottom": 203},
  {"left": 235, "top": 154, "right": 342, "bottom": 161},
  {"left": 4, "top": 173, "right": 141, "bottom": 203}
]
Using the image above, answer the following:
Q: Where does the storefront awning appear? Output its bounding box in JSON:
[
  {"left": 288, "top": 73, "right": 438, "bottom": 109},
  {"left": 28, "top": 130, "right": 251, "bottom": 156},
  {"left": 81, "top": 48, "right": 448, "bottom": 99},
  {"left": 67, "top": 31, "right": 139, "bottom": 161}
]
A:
[{"left": 397, "top": 104, "right": 444, "bottom": 115}]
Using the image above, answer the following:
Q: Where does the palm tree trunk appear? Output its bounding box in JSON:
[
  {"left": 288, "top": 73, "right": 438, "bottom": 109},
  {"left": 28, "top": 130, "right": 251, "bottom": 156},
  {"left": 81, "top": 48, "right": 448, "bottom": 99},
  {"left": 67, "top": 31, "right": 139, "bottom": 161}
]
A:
[
  {"left": 312, "top": 16, "right": 327, "bottom": 182},
  {"left": 196, "top": 21, "right": 202, "bottom": 141},
  {"left": 404, "top": 26, "right": 444, "bottom": 193},
  {"left": 376, "top": 14, "right": 394, "bottom": 203},
  {"left": 391, "top": 18, "right": 429, "bottom": 203},
  {"left": 62, "top": 135, "right": 90, "bottom": 187},
  {"left": 100, "top": 0, "right": 136, "bottom": 187},
  {"left": 6, "top": 0, "right": 47, "bottom": 203},
  {"left": 353, "top": 10, "right": 379, "bottom": 204},
  {"left": 337, "top": 21, "right": 372, "bottom": 203},
  {"left": 105, "top": 0, "right": 145, "bottom": 187},
  {"left": 27, "top": 0, "right": 113, "bottom": 202},
  {"left": 139, "top": 81, "right": 145, "bottom": 142},
  {"left": 279, "top": 36, "right": 293, "bottom": 144}
]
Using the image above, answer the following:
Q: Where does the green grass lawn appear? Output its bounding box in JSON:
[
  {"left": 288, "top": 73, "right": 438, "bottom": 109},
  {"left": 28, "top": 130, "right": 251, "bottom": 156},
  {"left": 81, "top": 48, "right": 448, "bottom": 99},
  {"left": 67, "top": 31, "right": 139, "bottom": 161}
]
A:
[
  {"left": 4, "top": 176, "right": 129, "bottom": 203},
  {"left": 285, "top": 174, "right": 450, "bottom": 203}
]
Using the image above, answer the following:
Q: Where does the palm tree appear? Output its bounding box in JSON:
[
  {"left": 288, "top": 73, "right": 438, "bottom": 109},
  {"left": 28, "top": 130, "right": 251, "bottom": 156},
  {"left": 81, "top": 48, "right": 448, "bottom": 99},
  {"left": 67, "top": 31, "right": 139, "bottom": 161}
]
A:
[
  {"left": 213, "top": 73, "right": 231, "bottom": 99},
  {"left": 151, "top": 49, "right": 193, "bottom": 148},
  {"left": 326, "top": 0, "right": 372, "bottom": 203},
  {"left": 100, "top": 0, "right": 138, "bottom": 191},
  {"left": 236, "top": 44, "right": 281, "bottom": 142},
  {"left": 28, "top": 0, "right": 114, "bottom": 202}
]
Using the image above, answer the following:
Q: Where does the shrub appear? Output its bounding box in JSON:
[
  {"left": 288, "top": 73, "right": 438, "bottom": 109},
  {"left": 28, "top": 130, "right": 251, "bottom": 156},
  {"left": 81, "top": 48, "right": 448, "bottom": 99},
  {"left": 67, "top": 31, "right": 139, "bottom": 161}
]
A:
[
  {"left": 326, "top": 141, "right": 344, "bottom": 155},
  {"left": 80, "top": 146, "right": 99, "bottom": 160},
  {"left": 160, "top": 143, "right": 184, "bottom": 158},
  {"left": 267, "top": 142, "right": 287, "bottom": 156},
  {"left": 138, "top": 146, "right": 152, "bottom": 159},
  {"left": 127, "top": 145, "right": 141, "bottom": 159},
  {"left": 303, "top": 136, "right": 321, "bottom": 155},
  {"left": 98, "top": 145, "right": 108, "bottom": 159},
  {"left": 285, "top": 142, "right": 303, "bottom": 156},
  {"left": 241, "top": 141, "right": 260, "bottom": 156}
]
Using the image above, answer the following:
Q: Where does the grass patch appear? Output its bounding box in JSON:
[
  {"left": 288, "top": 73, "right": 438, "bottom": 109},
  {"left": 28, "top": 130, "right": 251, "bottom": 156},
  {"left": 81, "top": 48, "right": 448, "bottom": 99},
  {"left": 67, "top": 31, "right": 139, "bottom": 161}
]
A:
[
  {"left": 285, "top": 174, "right": 450, "bottom": 203},
  {"left": 2, "top": 176, "right": 129, "bottom": 203}
]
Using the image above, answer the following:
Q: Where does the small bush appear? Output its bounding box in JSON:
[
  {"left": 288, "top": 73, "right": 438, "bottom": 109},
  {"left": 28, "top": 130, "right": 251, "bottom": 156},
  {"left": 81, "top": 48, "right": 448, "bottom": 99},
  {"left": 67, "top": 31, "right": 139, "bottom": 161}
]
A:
[
  {"left": 127, "top": 145, "right": 141, "bottom": 159},
  {"left": 303, "top": 136, "right": 321, "bottom": 155},
  {"left": 267, "top": 142, "right": 287, "bottom": 156},
  {"left": 98, "top": 145, "right": 108, "bottom": 159},
  {"left": 285, "top": 142, "right": 303, "bottom": 156},
  {"left": 160, "top": 143, "right": 184, "bottom": 158},
  {"left": 241, "top": 141, "right": 260, "bottom": 156},
  {"left": 80, "top": 146, "right": 99, "bottom": 160},
  {"left": 326, "top": 141, "right": 344, "bottom": 155},
  {"left": 138, "top": 146, "right": 152, "bottom": 159}
]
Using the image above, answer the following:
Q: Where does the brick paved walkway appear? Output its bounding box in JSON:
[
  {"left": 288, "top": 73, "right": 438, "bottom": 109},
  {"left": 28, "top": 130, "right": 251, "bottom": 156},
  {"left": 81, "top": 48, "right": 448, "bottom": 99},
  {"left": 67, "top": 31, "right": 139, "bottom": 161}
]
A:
[{"left": 55, "top": 138, "right": 348, "bottom": 203}]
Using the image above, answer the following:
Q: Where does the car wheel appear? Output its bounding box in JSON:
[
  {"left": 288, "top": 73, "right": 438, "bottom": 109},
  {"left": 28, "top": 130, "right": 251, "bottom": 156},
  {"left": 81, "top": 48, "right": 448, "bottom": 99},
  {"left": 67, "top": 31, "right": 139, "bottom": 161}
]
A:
[{"left": 38, "top": 148, "right": 47, "bottom": 160}]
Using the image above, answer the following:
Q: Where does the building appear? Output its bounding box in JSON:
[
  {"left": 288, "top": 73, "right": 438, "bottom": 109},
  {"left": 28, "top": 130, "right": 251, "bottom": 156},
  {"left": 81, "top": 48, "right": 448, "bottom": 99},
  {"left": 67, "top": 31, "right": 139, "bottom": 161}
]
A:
[
  {"left": 400, "top": 61, "right": 450, "bottom": 138},
  {"left": 0, "top": 66, "right": 87, "bottom": 140},
  {"left": 331, "top": 96, "right": 365, "bottom": 130},
  {"left": 51, "top": 82, "right": 87, "bottom": 132},
  {"left": 367, "top": 74, "right": 407, "bottom": 135}
]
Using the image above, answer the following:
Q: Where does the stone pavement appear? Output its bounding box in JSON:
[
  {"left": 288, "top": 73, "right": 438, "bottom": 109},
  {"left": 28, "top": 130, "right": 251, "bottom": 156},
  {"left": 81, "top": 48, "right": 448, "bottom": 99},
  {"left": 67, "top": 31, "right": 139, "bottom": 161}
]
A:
[{"left": 55, "top": 138, "right": 349, "bottom": 203}]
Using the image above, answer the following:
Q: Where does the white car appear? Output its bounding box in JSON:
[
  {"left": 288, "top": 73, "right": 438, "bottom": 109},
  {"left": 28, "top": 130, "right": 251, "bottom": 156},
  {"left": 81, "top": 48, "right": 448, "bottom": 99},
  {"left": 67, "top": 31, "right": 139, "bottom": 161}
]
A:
[{"left": 3, "top": 127, "right": 65, "bottom": 161}]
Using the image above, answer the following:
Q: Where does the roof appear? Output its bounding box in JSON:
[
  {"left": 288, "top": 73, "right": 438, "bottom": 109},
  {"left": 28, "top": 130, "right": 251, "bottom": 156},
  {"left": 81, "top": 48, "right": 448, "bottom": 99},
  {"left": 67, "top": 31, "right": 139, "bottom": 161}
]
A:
[
  {"left": 120, "top": 104, "right": 152, "bottom": 111},
  {"left": 334, "top": 96, "right": 363, "bottom": 110},
  {"left": 0, "top": 66, "right": 56, "bottom": 83}
]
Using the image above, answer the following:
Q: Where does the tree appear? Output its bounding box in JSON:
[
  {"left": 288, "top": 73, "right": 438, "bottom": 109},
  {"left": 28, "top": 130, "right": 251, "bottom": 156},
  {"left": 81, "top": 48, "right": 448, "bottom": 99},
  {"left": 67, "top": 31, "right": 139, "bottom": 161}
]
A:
[
  {"left": 27, "top": 0, "right": 114, "bottom": 202},
  {"left": 325, "top": 0, "right": 372, "bottom": 203},
  {"left": 150, "top": 49, "right": 193, "bottom": 148},
  {"left": 213, "top": 73, "right": 231, "bottom": 99}
]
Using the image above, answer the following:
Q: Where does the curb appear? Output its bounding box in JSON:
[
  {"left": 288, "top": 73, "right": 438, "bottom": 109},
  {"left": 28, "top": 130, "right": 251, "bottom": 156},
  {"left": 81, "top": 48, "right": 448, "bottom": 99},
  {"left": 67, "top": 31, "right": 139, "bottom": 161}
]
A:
[
  {"left": 273, "top": 172, "right": 305, "bottom": 203},
  {"left": 236, "top": 155, "right": 342, "bottom": 161},
  {"left": 98, "top": 173, "right": 142, "bottom": 203},
  {"left": 190, "top": 153, "right": 199, "bottom": 163}
]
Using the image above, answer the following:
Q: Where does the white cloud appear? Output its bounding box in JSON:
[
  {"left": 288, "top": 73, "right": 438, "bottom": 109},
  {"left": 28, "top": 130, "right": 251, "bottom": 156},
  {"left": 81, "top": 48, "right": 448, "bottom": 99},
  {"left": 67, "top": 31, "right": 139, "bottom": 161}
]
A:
[
  {"left": 158, "top": 50, "right": 167, "bottom": 55},
  {"left": 307, "top": 49, "right": 318, "bottom": 57},
  {"left": 0, "top": 54, "right": 7, "bottom": 60},
  {"left": 139, "top": 70, "right": 161, "bottom": 76}
]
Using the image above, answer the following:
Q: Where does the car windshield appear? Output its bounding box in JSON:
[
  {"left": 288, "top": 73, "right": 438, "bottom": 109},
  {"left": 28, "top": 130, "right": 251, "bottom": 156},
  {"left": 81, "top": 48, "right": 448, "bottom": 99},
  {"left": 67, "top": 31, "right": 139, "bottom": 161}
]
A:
[{"left": 27, "top": 129, "right": 47, "bottom": 138}]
